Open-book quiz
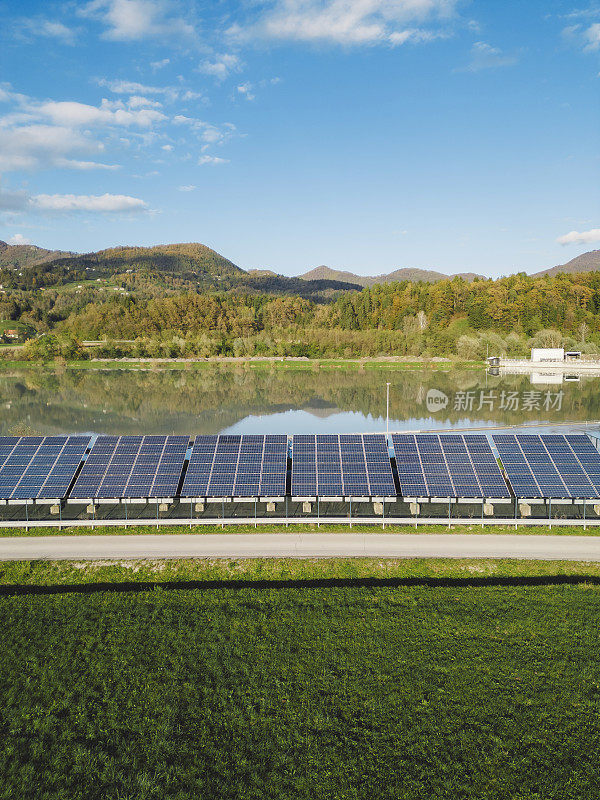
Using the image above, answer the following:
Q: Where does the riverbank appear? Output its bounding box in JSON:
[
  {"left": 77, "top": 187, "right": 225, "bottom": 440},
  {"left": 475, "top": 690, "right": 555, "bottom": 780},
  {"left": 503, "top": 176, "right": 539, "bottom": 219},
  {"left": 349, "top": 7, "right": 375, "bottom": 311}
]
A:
[{"left": 0, "top": 356, "right": 485, "bottom": 371}]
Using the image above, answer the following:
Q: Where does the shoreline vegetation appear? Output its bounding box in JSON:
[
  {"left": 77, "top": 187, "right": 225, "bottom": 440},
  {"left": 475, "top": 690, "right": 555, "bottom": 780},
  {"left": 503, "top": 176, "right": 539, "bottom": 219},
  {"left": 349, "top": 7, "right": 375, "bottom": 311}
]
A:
[{"left": 0, "top": 355, "right": 486, "bottom": 370}]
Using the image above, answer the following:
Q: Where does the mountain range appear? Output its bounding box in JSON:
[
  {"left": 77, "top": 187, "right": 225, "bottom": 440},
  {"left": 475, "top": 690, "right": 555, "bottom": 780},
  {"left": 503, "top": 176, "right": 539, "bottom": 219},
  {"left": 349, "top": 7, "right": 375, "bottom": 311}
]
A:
[{"left": 1, "top": 239, "right": 599, "bottom": 292}]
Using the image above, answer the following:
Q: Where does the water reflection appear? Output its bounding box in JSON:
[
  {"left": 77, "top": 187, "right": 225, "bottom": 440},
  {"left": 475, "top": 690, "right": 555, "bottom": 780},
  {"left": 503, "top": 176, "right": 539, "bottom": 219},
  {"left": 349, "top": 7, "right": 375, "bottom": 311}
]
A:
[{"left": 1, "top": 364, "right": 599, "bottom": 436}]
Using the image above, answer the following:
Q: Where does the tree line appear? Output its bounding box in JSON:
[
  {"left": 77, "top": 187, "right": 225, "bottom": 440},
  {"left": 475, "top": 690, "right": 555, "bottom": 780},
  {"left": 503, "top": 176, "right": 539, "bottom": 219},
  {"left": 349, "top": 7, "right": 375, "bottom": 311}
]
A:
[{"left": 10, "top": 270, "right": 600, "bottom": 360}]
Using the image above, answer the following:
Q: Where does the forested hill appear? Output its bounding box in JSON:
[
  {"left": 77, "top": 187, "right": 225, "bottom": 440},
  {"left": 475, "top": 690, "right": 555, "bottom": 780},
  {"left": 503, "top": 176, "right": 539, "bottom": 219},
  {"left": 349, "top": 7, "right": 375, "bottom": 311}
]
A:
[
  {"left": 534, "top": 249, "right": 600, "bottom": 278},
  {"left": 0, "top": 241, "right": 74, "bottom": 269},
  {"left": 299, "top": 266, "right": 483, "bottom": 286},
  {"left": 0, "top": 242, "right": 361, "bottom": 300}
]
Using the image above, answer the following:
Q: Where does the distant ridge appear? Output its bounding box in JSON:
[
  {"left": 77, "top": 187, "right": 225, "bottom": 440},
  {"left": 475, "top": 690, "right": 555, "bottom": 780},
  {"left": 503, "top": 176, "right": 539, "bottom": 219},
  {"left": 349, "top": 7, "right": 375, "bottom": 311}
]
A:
[
  {"left": 533, "top": 249, "right": 600, "bottom": 278},
  {"left": 0, "top": 240, "right": 75, "bottom": 269},
  {"left": 299, "top": 265, "right": 484, "bottom": 287}
]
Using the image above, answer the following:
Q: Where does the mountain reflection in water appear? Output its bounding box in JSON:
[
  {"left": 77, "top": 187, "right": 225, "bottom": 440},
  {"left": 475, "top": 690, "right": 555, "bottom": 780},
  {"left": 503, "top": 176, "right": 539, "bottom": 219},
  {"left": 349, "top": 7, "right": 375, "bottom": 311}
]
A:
[{"left": 1, "top": 365, "right": 599, "bottom": 437}]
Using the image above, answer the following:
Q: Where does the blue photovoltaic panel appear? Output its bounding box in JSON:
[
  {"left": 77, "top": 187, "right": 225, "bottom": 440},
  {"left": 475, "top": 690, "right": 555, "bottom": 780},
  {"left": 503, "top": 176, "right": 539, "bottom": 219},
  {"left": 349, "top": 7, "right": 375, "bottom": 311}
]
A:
[
  {"left": 392, "top": 434, "right": 428, "bottom": 497},
  {"left": 463, "top": 434, "right": 511, "bottom": 498},
  {"left": 207, "top": 435, "right": 241, "bottom": 497},
  {"left": 291, "top": 435, "right": 317, "bottom": 497},
  {"left": 392, "top": 434, "right": 509, "bottom": 499},
  {"left": 232, "top": 435, "right": 262, "bottom": 496},
  {"left": 291, "top": 434, "right": 395, "bottom": 497},
  {"left": 0, "top": 435, "right": 90, "bottom": 501},
  {"left": 340, "top": 434, "right": 370, "bottom": 497},
  {"left": 493, "top": 434, "right": 600, "bottom": 499},
  {"left": 180, "top": 435, "right": 288, "bottom": 498},
  {"left": 317, "top": 434, "right": 343, "bottom": 496},
  {"left": 180, "top": 436, "right": 217, "bottom": 498},
  {"left": 362, "top": 434, "right": 396, "bottom": 497},
  {"left": 69, "top": 435, "right": 188, "bottom": 500},
  {"left": 258, "top": 435, "right": 288, "bottom": 497}
]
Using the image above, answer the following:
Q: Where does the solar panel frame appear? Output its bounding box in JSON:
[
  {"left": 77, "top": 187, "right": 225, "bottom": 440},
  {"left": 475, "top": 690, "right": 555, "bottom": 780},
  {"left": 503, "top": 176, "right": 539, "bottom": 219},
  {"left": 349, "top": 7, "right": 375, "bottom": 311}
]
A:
[
  {"left": 0, "top": 435, "right": 91, "bottom": 501},
  {"left": 493, "top": 434, "right": 600, "bottom": 500},
  {"left": 392, "top": 434, "right": 510, "bottom": 500},
  {"left": 180, "top": 434, "right": 288, "bottom": 499},
  {"left": 69, "top": 435, "right": 188, "bottom": 500}
]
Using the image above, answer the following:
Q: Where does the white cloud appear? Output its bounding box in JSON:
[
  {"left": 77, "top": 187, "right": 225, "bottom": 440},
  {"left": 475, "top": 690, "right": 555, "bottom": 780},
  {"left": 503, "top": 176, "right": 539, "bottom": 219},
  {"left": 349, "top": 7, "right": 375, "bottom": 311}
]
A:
[
  {"left": 178, "top": 184, "right": 196, "bottom": 191},
  {"left": 199, "top": 54, "right": 242, "bottom": 81},
  {"left": 55, "top": 159, "right": 119, "bottom": 170},
  {"left": 557, "top": 228, "right": 600, "bottom": 246},
  {"left": 97, "top": 78, "right": 179, "bottom": 100},
  {"left": 20, "top": 19, "right": 77, "bottom": 44},
  {"left": 32, "top": 193, "right": 148, "bottom": 212},
  {"left": 198, "top": 155, "right": 229, "bottom": 165},
  {"left": 80, "top": 0, "right": 195, "bottom": 42},
  {"left": 127, "top": 95, "right": 163, "bottom": 109},
  {"left": 0, "top": 125, "right": 110, "bottom": 173},
  {"left": 0, "top": 186, "right": 147, "bottom": 215},
  {"left": 228, "top": 0, "right": 459, "bottom": 46},
  {"left": 462, "top": 41, "right": 519, "bottom": 71},
  {"left": 562, "top": 21, "right": 600, "bottom": 52},
  {"left": 161, "top": 144, "right": 174, "bottom": 151},
  {"left": 34, "top": 99, "right": 166, "bottom": 128},
  {"left": 151, "top": 58, "right": 170, "bottom": 70},
  {"left": 173, "top": 115, "right": 236, "bottom": 145},
  {"left": 237, "top": 82, "right": 255, "bottom": 100},
  {"left": 7, "top": 233, "right": 31, "bottom": 245},
  {"left": 584, "top": 22, "right": 600, "bottom": 50}
]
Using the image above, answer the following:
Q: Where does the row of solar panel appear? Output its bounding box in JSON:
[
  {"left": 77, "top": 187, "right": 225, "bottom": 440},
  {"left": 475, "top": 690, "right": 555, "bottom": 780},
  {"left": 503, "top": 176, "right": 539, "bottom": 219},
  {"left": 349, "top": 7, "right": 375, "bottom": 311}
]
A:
[
  {"left": 393, "top": 433, "right": 511, "bottom": 499},
  {"left": 291, "top": 433, "right": 395, "bottom": 497},
  {"left": 2, "top": 432, "right": 600, "bottom": 502}
]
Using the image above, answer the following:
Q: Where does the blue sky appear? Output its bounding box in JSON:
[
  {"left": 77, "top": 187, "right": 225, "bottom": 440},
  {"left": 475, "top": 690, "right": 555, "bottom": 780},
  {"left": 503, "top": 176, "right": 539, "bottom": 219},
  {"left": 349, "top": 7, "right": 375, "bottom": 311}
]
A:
[{"left": 0, "top": 0, "right": 598, "bottom": 277}]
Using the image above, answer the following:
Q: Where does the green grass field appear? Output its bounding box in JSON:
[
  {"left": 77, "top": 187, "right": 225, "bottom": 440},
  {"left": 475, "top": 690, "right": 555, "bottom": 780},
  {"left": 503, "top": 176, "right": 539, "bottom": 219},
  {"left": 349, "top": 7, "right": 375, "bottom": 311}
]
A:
[
  {"left": 0, "top": 521, "right": 598, "bottom": 537},
  {"left": 1, "top": 558, "right": 600, "bottom": 799}
]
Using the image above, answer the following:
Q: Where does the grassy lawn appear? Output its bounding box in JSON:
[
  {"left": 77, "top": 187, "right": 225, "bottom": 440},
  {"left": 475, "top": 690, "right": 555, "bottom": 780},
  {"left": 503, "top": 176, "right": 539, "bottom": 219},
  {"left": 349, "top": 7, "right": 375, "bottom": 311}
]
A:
[
  {"left": 1, "top": 562, "right": 600, "bottom": 799},
  {"left": 0, "top": 521, "right": 598, "bottom": 537},
  {"left": 4, "top": 555, "right": 600, "bottom": 586}
]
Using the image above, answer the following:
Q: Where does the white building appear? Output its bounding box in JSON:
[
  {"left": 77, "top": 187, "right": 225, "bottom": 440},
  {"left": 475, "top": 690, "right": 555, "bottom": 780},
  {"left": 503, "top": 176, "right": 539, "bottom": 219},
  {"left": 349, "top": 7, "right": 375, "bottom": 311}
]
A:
[{"left": 530, "top": 348, "right": 564, "bottom": 363}]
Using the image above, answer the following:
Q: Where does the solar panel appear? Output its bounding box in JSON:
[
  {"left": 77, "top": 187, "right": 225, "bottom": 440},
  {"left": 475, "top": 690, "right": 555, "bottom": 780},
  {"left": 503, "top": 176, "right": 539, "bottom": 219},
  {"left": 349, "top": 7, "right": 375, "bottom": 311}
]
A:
[
  {"left": 0, "top": 435, "right": 90, "bottom": 501},
  {"left": 392, "top": 434, "right": 510, "bottom": 499},
  {"left": 180, "top": 435, "right": 217, "bottom": 498},
  {"left": 291, "top": 435, "right": 317, "bottom": 497},
  {"left": 291, "top": 434, "right": 395, "bottom": 497},
  {"left": 69, "top": 435, "right": 188, "bottom": 500},
  {"left": 362, "top": 434, "right": 396, "bottom": 497},
  {"left": 493, "top": 434, "right": 600, "bottom": 499},
  {"left": 180, "top": 435, "right": 288, "bottom": 499}
]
